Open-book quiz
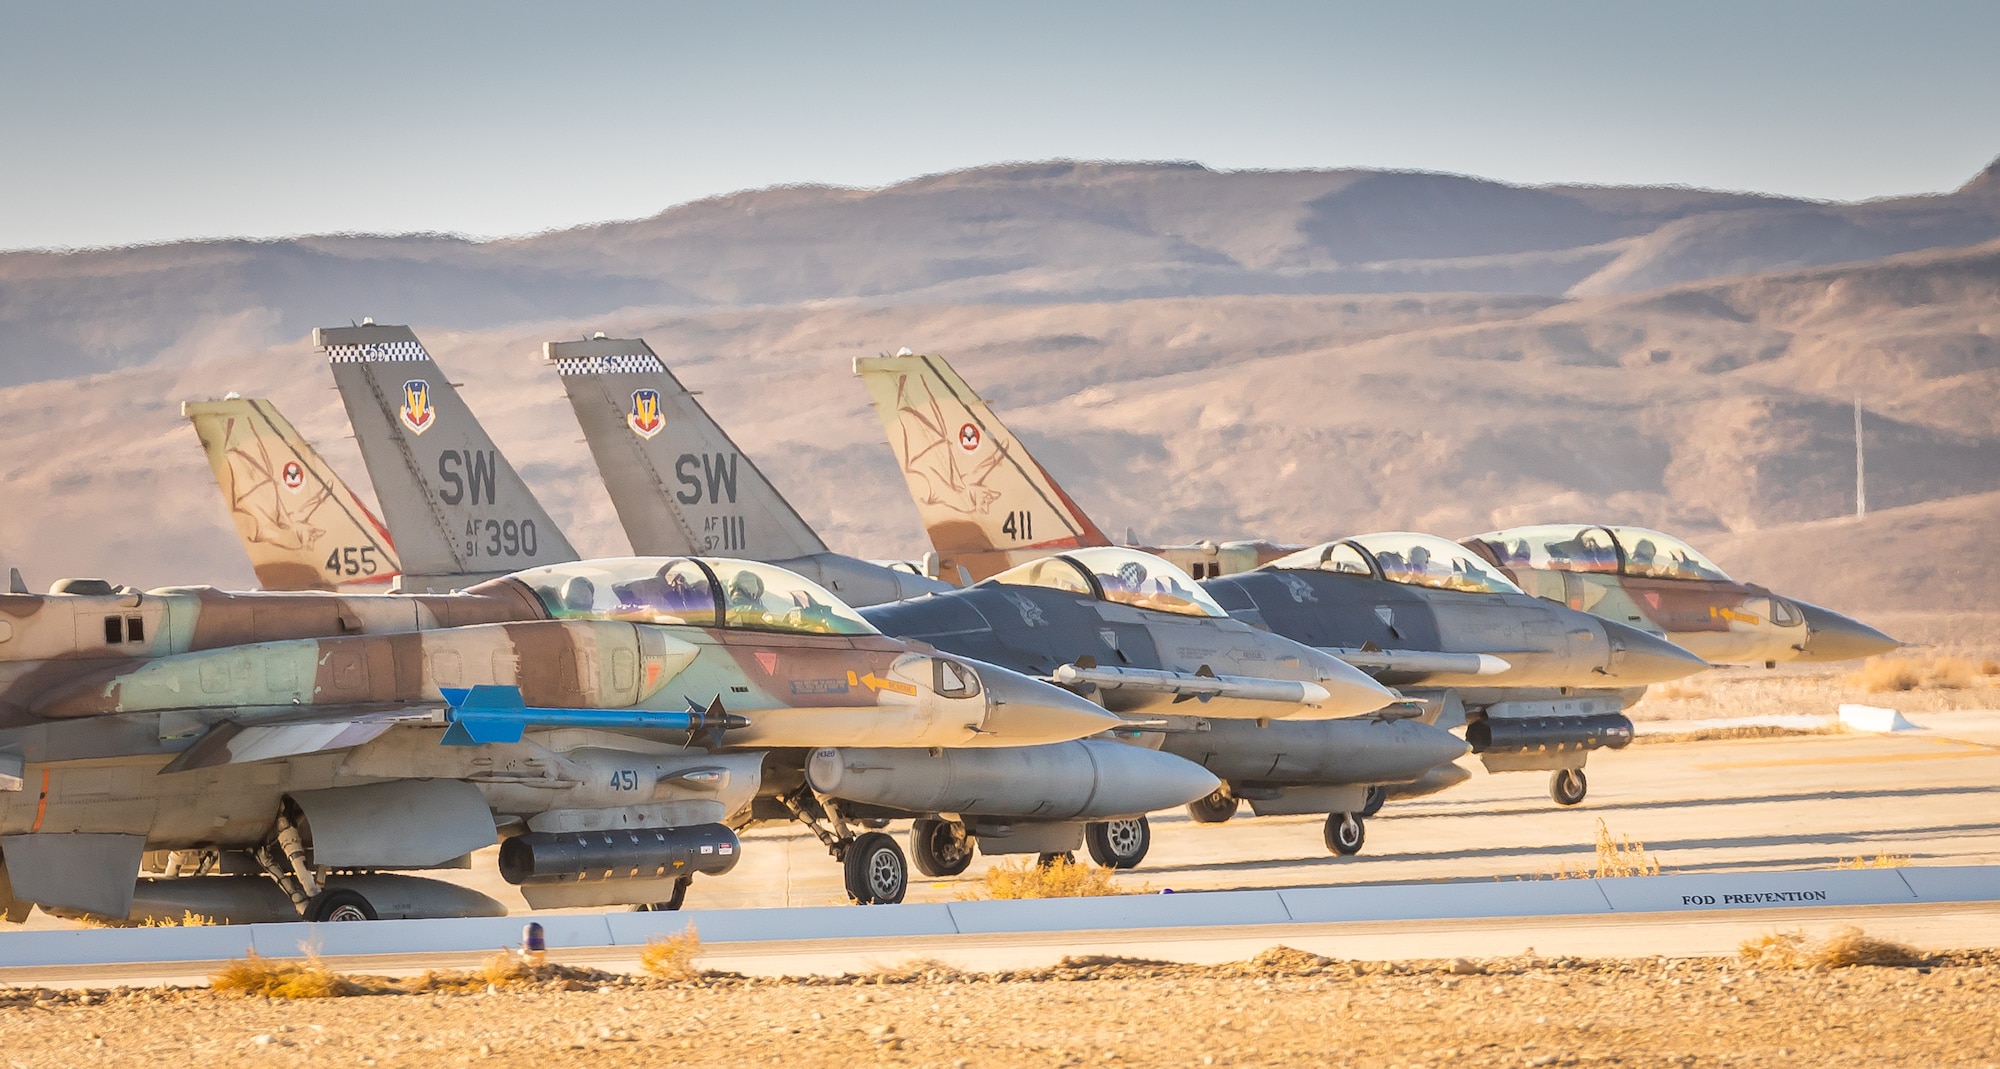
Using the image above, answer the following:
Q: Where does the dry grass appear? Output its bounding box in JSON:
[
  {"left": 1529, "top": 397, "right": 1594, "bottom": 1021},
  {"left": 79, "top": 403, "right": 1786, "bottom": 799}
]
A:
[
  {"left": 210, "top": 951, "right": 358, "bottom": 999},
  {"left": 972, "top": 857, "right": 1135, "bottom": 899},
  {"left": 1848, "top": 653, "right": 1980, "bottom": 692},
  {"left": 78, "top": 909, "right": 220, "bottom": 929},
  {"left": 1836, "top": 852, "right": 1913, "bottom": 869},
  {"left": 1550, "top": 819, "right": 1661, "bottom": 879},
  {"left": 1632, "top": 723, "right": 1842, "bottom": 745},
  {"left": 638, "top": 927, "right": 703, "bottom": 979},
  {"left": 1738, "top": 926, "right": 1926, "bottom": 969}
]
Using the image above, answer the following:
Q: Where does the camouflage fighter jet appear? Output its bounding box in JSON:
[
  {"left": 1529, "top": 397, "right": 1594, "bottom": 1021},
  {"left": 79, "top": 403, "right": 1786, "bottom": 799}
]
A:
[
  {"left": 853, "top": 350, "right": 1300, "bottom": 583},
  {"left": 1461, "top": 524, "right": 1900, "bottom": 667},
  {"left": 849, "top": 354, "right": 1707, "bottom": 808},
  {"left": 546, "top": 335, "right": 952, "bottom": 606},
  {"left": 0, "top": 556, "right": 1128, "bottom": 922},
  {"left": 1203, "top": 534, "right": 1710, "bottom": 806},
  {"left": 542, "top": 339, "right": 1456, "bottom": 863},
  {"left": 184, "top": 397, "right": 403, "bottom": 592}
]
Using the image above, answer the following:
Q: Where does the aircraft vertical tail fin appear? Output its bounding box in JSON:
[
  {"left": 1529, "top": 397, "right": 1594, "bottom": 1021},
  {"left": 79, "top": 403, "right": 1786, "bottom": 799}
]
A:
[
  {"left": 547, "top": 337, "right": 828, "bottom": 560},
  {"left": 319, "top": 324, "right": 577, "bottom": 589},
  {"left": 183, "top": 397, "right": 402, "bottom": 591},
  {"left": 853, "top": 351, "right": 1108, "bottom": 581}
]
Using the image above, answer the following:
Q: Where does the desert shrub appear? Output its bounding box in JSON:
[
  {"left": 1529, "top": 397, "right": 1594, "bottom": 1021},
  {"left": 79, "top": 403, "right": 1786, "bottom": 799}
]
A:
[
  {"left": 639, "top": 926, "right": 703, "bottom": 979},
  {"left": 975, "top": 856, "right": 1134, "bottom": 899},
  {"left": 211, "top": 951, "right": 357, "bottom": 998},
  {"left": 1739, "top": 926, "right": 1924, "bottom": 969},
  {"left": 1551, "top": 819, "right": 1660, "bottom": 879},
  {"left": 1849, "top": 654, "right": 1976, "bottom": 692}
]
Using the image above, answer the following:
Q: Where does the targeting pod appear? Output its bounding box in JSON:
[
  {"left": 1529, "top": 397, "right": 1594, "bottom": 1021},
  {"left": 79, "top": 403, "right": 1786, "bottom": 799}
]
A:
[
  {"left": 1465, "top": 713, "right": 1634, "bottom": 755},
  {"left": 498, "top": 823, "right": 740, "bottom": 886}
]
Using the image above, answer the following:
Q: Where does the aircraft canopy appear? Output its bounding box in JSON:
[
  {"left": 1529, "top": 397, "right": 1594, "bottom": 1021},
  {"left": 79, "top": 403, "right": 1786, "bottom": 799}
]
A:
[
  {"left": 986, "top": 547, "right": 1229, "bottom": 618},
  {"left": 1266, "top": 533, "right": 1523, "bottom": 595},
  {"left": 1466, "top": 525, "right": 1732, "bottom": 582},
  {"left": 511, "top": 556, "right": 878, "bottom": 635}
]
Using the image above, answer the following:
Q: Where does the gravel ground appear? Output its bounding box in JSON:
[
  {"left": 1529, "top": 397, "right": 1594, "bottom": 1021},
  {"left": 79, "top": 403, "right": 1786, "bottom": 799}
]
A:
[{"left": 1, "top": 946, "right": 1996, "bottom": 1068}]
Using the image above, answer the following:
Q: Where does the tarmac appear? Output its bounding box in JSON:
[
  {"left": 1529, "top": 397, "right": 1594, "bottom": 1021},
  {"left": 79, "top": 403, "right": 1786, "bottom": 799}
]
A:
[{"left": 7, "top": 708, "right": 1999, "bottom": 984}]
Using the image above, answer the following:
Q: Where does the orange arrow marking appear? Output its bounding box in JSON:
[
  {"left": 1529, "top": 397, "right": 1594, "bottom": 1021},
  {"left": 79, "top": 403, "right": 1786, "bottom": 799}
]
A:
[{"left": 847, "top": 669, "right": 917, "bottom": 697}]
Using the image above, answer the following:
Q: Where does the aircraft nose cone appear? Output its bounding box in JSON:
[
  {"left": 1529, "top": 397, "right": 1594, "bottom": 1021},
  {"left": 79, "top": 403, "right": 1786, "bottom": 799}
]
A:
[
  {"left": 1601, "top": 620, "right": 1709, "bottom": 683},
  {"left": 974, "top": 661, "right": 1123, "bottom": 744},
  {"left": 1301, "top": 646, "right": 1399, "bottom": 717},
  {"left": 1792, "top": 601, "right": 1902, "bottom": 662}
]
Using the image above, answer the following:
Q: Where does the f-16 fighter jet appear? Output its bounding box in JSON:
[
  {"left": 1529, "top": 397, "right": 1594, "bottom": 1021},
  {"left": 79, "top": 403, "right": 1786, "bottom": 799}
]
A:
[
  {"left": 0, "top": 556, "right": 1125, "bottom": 923},
  {"left": 185, "top": 397, "right": 403, "bottom": 592},
  {"left": 542, "top": 338, "right": 1459, "bottom": 863},
  {"left": 1461, "top": 524, "right": 1899, "bottom": 667},
  {"left": 315, "top": 325, "right": 1214, "bottom": 903},
  {"left": 853, "top": 353, "right": 1708, "bottom": 808},
  {"left": 547, "top": 335, "right": 952, "bottom": 607},
  {"left": 854, "top": 349, "right": 1300, "bottom": 583}
]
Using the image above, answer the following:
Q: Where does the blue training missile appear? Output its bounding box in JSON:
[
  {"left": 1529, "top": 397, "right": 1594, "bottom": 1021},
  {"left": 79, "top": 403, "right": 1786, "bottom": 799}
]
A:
[{"left": 438, "top": 686, "right": 750, "bottom": 746}]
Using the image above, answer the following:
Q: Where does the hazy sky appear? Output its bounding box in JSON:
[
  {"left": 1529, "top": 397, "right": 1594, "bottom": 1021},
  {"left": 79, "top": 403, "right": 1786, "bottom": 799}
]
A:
[{"left": 4, "top": 1, "right": 1997, "bottom": 251}]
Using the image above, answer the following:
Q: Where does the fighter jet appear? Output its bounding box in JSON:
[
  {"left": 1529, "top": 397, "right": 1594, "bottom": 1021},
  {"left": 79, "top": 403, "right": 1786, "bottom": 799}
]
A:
[
  {"left": 0, "top": 556, "right": 1126, "bottom": 922},
  {"left": 543, "top": 338, "right": 1462, "bottom": 863},
  {"left": 853, "top": 350, "right": 1300, "bottom": 582},
  {"left": 184, "top": 397, "right": 403, "bottom": 592},
  {"left": 546, "top": 334, "right": 952, "bottom": 606},
  {"left": 852, "top": 353, "right": 1708, "bottom": 807},
  {"left": 1461, "top": 524, "right": 1900, "bottom": 666}
]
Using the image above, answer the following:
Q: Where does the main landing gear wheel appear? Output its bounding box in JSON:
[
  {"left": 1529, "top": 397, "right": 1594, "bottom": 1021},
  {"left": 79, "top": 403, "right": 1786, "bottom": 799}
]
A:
[
  {"left": 909, "top": 818, "right": 974, "bottom": 878},
  {"left": 1324, "top": 812, "right": 1365, "bottom": 856},
  {"left": 844, "top": 832, "right": 909, "bottom": 905},
  {"left": 1550, "top": 768, "right": 1588, "bottom": 807},
  {"left": 1084, "top": 817, "right": 1151, "bottom": 870},
  {"left": 633, "top": 875, "right": 693, "bottom": 912},
  {"left": 305, "top": 887, "right": 377, "bottom": 922},
  {"left": 1359, "top": 785, "right": 1388, "bottom": 818},
  {"left": 1036, "top": 851, "right": 1076, "bottom": 868},
  {"left": 1187, "top": 787, "right": 1240, "bottom": 824}
]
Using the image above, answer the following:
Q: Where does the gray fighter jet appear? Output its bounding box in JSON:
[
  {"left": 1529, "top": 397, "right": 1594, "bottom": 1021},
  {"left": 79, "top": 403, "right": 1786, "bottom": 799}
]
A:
[{"left": 543, "top": 337, "right": 1471, "bottom": 862}]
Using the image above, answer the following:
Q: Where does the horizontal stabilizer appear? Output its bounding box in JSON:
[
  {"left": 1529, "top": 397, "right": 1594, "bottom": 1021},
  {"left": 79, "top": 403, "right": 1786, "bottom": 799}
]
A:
[
  {"left": 1052, "top": 662, "right": 1331, "bottom": 706},
  {"left": 439, "top": 686, "right": 750, "bottom": 747},
  {"left": 1322, "top": 647, "right": 1511, "bottom": 677}
]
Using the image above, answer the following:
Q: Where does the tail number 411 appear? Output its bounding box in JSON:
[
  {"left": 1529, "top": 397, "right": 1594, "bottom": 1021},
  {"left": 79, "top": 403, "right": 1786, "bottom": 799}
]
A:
[{"left": 1000, "top": 511, "right": 1034, "bottom": 541}]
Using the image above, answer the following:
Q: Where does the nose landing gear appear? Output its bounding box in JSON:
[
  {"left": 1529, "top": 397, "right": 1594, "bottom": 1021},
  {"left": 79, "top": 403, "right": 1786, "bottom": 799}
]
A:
[
  {"left": 1550, "top": 768, "right": 1588, "bottom": 807},
  {"left": 1324, "top": 811, "right": 1365, "bottom": 856}
]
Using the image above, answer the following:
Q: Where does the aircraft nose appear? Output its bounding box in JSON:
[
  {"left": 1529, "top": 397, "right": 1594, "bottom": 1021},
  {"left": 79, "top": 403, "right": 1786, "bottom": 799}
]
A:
[
  {"left": 1299, "top": 645, "right": 1399, "bottom": 718},
  {"left": 973, "top": 661, "right": 1123, "bottom": 745},
  {"left": 1601, "top": 620, "right": 1709, "bottom": 683},
  {"left": 1792, "top": 601, "right": 1902, "bottom": 662}
]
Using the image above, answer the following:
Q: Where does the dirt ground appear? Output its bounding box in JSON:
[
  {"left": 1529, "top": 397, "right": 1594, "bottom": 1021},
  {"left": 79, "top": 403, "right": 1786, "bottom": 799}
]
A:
[{"left": 2, "top": 945, "right": 1995, "bottom": 1068}]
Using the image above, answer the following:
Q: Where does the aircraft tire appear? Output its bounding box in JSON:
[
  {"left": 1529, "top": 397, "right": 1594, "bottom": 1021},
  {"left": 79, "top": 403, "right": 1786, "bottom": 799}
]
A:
[
  {"left": 844, "top": 832, "right": 908, "bottom": 905},
  {"left": 1187, "top": 787, "right": 1240, "bottom": 824},
  {"left": 909, "top": 818, "right": 974, "bottom": 878},
  {"left": 1036, "top": 851, "right": 1076, "bottom": 868},
  {"left": 1550, "top": 768, "right": 1588, "bottom": 807},
  {"left": 1359, "top": 785, "right": 1388, "bottom": 818},
  {"left": 1324, "top": 812, "right": 1365, "bottom": 856},
  {"left": 632, "top": 875, "right": 692, "bottom": 912},
  {"left": 305, "top": 887, "right": 378, "bottom": 923},
  {"left": 1084, "top": 817, "right": 1151, "bottom": 870}
]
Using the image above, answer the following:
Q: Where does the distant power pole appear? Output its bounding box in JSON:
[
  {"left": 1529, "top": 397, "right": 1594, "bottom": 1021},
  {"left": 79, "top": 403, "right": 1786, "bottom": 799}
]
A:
[{"left": 1854, "top": 396, "right": 1867, "bottom": 518}]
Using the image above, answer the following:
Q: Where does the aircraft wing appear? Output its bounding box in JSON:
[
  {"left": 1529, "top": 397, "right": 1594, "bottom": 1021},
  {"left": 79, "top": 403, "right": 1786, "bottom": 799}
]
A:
[{"left": 159, "top": 705, "right": 440, "bottom": 773}]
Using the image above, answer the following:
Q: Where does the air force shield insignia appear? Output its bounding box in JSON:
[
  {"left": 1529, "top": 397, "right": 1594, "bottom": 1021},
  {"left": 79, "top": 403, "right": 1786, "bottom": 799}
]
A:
[
  {"left": 399, "top": 379, "right": 436, "bottom": 435},
  {"left": 628, "top": 388, "right": 664, "bottom": 439}
]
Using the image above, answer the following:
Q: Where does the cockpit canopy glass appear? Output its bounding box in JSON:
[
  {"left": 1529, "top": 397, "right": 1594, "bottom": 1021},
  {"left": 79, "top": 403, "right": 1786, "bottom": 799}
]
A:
[
  {"left": 1268, "top": 534, "right": 1521, "bottom": 595},
  {"left": 510, "top": 557, "right": 877, "bottom": 635},
  {"left": 985, "top": 547, "right": 1229, "bottom": 618},
  {"left": 1467, "top": 525, "right": 1732, "bottom": 582}
]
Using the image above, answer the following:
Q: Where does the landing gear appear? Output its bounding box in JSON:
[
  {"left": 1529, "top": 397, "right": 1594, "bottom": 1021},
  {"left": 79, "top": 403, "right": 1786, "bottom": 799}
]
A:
[
  {"left": 1359, "top": 785, "right": 1387, "bottom": 818},
  {"left": 633, "top": 875, "right": 692, "bottom": 912},
  {"left": 305, "top": 887, "right": 377, "bottom": 922},
  {"left": 1187, "top": 786, "right": 1240, "bottom": 824},
  {"left": 1324, "top": 812, "right": 1365, "bottom": 856},
  {"left": 1036, "top": 852, "right": 1076, "bottom": 868},
  {"left": 1550, "top": 768, "right": 1588, "bottom": 807},
  {"left": 843, "top": 832, "right": 909, "bottom": 905},
  {"left": 909, "top": 818, "right": 974, "bottom": 877},
  {"left": 1084, "top": 817, "right": 1151, "bottom": 870}
]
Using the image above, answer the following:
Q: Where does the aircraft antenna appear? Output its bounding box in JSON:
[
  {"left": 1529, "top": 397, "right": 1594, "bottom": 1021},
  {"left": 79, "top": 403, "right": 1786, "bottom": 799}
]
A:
[{"left": 1854, "top": 395, "right": 1867, "bottom": 519}]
